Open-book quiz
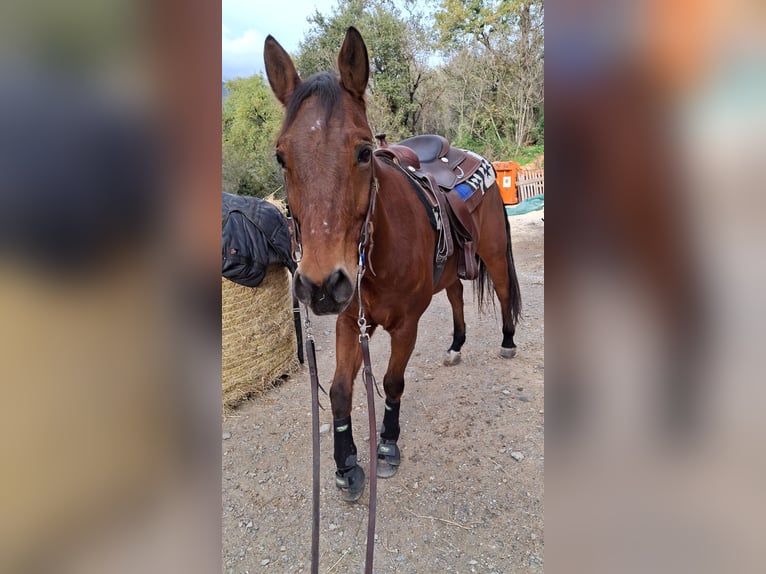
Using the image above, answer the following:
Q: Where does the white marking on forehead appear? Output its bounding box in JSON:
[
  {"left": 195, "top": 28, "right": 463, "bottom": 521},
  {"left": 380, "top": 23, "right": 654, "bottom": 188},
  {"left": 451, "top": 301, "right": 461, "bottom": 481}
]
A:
[{"left": 309, "top": 118, "right": 323, "bottom": 132}]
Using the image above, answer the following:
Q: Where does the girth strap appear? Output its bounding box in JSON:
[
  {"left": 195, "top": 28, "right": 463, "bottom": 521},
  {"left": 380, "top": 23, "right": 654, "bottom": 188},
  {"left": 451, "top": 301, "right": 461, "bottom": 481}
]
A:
[
  {"left": 444, "top": 188, "right": 479, "bottom": 244},
  {"left": 443, "top": 189, "right": 480, "bottom": 280},
  {"left": 373, "top": 153, "right": 452, "bottom": 285},
  {"left": 423, "top": 172, "right": 454, "bottom": 266}
]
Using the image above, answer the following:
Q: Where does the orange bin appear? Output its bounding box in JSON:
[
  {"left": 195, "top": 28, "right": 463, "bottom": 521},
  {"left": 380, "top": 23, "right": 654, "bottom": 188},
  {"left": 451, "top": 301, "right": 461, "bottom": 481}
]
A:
[{"left": 492, "top": 161, "right": 521, "bottom": 205}]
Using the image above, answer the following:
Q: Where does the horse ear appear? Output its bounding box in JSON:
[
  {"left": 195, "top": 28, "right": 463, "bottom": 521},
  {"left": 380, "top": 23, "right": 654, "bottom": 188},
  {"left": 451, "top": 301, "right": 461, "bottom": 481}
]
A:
[
  {"left": 264, "top": 35, "right": 301, "bottom": 106},
  {"left": 338, "top": 27, "right": 369, "bottom": 100}
]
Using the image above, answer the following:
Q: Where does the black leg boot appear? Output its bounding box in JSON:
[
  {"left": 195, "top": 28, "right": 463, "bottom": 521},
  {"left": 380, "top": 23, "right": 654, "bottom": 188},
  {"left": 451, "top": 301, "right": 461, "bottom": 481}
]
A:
[
  {"left": 377, "top": 399, "right": 402, "bottom": 478},
  {"left": 333, "top": 416, "right": 365, "bottom": 502}
]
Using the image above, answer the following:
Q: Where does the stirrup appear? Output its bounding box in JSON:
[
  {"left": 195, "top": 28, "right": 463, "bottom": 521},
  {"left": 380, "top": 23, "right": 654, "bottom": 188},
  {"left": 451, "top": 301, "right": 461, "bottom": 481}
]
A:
[{"left": 334, "top": 464, "right": 365, "bottom": 502}]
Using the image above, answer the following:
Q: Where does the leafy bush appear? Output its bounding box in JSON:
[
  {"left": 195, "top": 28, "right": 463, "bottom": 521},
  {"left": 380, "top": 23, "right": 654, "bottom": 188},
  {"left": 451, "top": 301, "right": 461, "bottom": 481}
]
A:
[{"left": 222, "top": 76, "right": 284, "bottom": 198}]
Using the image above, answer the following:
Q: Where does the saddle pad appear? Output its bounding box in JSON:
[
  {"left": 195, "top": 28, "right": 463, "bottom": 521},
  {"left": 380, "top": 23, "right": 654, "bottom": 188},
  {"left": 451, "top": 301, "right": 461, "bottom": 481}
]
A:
[
  {"left": 454, "top": 154, "right": 496, "bottom": 202},
  {"left": 454, "top": 182, "right": 475, "bottom": 201}
]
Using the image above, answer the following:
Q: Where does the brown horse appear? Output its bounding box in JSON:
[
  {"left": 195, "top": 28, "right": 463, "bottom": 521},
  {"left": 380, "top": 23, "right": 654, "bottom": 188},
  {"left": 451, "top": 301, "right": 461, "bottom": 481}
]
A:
[{"left": 264, "top": 27, "right": 521, "bottom": 501}]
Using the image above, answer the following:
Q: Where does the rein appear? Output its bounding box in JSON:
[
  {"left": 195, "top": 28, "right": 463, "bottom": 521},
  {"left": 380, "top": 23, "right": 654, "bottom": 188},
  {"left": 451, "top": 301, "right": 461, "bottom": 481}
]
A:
[
  {"left": 355, "top": 166, "right": 381, "bottom": 574},
  {"left": 302, "top": 311, "right": 321, "bottom": 574},
  {"left": 288, "top": 163, "right": 381, "bottom": 574}
]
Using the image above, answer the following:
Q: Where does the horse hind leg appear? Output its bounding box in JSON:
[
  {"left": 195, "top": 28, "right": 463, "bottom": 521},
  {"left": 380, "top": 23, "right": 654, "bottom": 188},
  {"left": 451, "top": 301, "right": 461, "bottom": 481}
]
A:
[
  {"left": 444, "top": 278, "right": 467, "bottom": 366},
  {"left": 477, "top": 211, "right": 522, "bottom": 358},
  {"left": 484, "top": 255, "right": 521, "bottom": 359}
]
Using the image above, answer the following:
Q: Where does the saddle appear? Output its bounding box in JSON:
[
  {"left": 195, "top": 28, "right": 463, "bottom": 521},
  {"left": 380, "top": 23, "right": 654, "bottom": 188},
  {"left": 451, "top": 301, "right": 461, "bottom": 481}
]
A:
[{"left": 374, "top": 134, "right": 485, "bottom": 280}]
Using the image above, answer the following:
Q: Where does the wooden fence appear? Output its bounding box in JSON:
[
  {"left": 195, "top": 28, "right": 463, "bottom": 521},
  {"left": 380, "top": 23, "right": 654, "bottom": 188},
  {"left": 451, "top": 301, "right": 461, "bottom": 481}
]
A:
[{"left": 516, "top": 169, "right": 544, "bottom": 201}]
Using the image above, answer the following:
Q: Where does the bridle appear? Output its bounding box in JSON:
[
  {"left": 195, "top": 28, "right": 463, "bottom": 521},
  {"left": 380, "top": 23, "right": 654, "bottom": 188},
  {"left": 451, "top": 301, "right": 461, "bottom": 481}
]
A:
[
  {"left": 284, "top": 151, "right": 381, "bottom": 574},
  {"left": 286, "top": 152, "right": 380, "bottom": 343},
  {"left": 286, "top": 154, "right": 378, "bottom": 271}
]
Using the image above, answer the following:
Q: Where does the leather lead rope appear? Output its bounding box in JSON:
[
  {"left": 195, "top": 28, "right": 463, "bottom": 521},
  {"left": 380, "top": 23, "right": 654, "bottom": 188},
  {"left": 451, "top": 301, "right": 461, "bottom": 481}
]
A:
[
  {"left": 304, "top": 309, "right": 321, "bottom": 574},
  {"left": 294, "top": 164, "right": 381, "bottom": 574},
  {"left": 304, "top": 296, "right": 378, "bottom": 574},
  {"left": 292, "top": 293, "right": 304, "bottom": 364},
  {"left": 288, "top": 200, "right": 319, "bottom": 573},
  {"left": 360, "top": 334, "right": 378, "bottom": 574},
  {"left": 357, "top": 232, "right": 378, "bottom": 574}
]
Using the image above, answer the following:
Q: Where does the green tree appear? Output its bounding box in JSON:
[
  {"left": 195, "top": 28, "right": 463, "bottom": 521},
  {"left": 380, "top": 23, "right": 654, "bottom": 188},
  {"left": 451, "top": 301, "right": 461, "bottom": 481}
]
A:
[
  {"left": 434, "top": 0, "right": 544, "bottom": 152},
  {"left": 295, "top": 0, "right": 433, "bottom": 140},
  {"left": 222, "top": 75, "right": 283, "bottom": 198}
]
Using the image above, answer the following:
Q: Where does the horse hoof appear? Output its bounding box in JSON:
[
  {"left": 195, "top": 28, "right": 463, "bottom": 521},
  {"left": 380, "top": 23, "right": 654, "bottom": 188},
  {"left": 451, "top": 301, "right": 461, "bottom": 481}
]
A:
[
  {"left": 376, "top": 439, "right": 401, "bottom": 478},
  {"left": 377, "top": 460, "right": 399, "bottom": 478},
  {"left": 335, "top": 465, "right": 366, "bottom": 503},
  {"left": 499, "top": 346, "right": 517, "bottom": 359},
  {"left": 443, "top": 350, "right": 462, "bottom": 366}
]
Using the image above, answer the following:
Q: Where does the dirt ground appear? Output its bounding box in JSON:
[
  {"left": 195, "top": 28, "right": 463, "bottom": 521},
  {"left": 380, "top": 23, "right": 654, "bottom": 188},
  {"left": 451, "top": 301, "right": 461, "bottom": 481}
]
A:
[{"left": 222, "top": 209, "right": 544, "bottom": 573}]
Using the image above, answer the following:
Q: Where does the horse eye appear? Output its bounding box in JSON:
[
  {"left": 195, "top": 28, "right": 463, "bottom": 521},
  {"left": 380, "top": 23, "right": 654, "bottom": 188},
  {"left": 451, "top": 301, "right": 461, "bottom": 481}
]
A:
[
  {"left": 356, "top": 146, "right": 372, "bottom": 165},
  {"left": 275, "top": 151, "right": 286, "bottom": 169}
]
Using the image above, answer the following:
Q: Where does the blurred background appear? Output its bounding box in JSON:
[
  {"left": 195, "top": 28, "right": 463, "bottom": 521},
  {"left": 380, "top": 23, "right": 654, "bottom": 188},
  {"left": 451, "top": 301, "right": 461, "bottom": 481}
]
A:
[
  {"left": 0, "top": 1, "right": 220, "bottom": 572},
  {"left": 546, "top": 0, "right": 766, "bottom": 572},
  {"left": 1, "top": 0, "right": 764, "bottom": 572}
]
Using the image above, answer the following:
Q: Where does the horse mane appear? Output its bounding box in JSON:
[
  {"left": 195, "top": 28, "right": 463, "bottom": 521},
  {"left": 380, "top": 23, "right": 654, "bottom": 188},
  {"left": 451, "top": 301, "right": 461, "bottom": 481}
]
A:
[{"left": 284, "top": 71, "right": 343, "bottom": 129}]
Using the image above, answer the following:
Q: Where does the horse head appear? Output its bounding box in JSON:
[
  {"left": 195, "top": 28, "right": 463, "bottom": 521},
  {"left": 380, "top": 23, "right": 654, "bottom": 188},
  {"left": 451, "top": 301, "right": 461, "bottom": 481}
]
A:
[{"left": 264, "top": 27, "right": 373, "bottom": 315}]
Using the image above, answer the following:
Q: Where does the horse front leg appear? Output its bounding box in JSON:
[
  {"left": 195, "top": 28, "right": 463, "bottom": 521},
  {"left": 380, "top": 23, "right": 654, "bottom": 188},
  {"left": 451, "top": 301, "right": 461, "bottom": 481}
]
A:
[
  {"left": 377, "top": 320, "right": 419, "bottom": 478},
  {"left": 330, "top": 313, "right": 374, "bottom": 502}
]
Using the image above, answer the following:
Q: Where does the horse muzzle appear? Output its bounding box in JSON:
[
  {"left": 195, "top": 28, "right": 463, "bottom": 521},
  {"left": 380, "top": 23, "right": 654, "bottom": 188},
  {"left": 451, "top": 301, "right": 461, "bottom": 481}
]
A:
[{"left": 294, "top": 268, "right": 355, "bottom": 315}]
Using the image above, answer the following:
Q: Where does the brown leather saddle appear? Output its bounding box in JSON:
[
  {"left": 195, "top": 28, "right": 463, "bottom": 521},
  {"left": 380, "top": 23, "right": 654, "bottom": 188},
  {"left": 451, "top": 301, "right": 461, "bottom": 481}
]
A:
[{"left": 374, "top": 134, "right": 486, "bottom": 280}]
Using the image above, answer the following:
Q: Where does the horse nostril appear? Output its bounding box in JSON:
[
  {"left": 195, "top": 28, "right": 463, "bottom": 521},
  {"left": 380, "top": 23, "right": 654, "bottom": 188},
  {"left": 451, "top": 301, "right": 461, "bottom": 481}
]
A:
[
  {"left": 293, "top": 271, "right": 313, "bottom": 303},
  {"left": 327, "top": 269, "right": 353, "bottom": 303}
]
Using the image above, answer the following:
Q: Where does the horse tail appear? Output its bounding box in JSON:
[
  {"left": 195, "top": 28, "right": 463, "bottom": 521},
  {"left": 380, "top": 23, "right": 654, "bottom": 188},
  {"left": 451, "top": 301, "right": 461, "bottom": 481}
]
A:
[
  {"left": 475, "top": 213, "right": 522, "bottom": 327},
  {"left": 503, "top": 214, "right": 523, "bottom": 326},
  {"left": 475, "top": 258, "right": 493, "bottom": 313}
]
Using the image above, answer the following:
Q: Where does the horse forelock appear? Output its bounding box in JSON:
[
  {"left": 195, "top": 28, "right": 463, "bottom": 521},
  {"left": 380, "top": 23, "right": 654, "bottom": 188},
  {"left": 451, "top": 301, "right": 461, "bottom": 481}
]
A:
[{"left": 283, "top": 71, "right": 344, "bottom": 131}]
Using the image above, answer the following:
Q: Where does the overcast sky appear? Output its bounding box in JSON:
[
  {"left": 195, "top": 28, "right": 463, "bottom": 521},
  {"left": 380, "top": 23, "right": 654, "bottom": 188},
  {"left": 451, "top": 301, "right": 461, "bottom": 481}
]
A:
[{"left": 222, "top": 0, "right": 338, "bottom": 81}]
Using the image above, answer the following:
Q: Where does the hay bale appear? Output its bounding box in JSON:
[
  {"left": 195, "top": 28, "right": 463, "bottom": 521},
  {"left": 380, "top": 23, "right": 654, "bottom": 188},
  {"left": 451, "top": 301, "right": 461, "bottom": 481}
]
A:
[{"left": 222, "top": 265, "right": 299, "bottom": 412}]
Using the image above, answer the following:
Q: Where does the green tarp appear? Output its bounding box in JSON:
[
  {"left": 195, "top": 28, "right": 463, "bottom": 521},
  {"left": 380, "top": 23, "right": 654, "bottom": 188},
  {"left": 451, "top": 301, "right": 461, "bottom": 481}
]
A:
[{"left": 505, "top": 195, "right": 544, "bottom": 216}]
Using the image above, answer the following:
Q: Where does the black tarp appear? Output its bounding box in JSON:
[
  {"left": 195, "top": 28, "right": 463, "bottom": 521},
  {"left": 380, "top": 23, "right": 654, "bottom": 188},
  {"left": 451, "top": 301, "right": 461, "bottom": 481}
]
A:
[{"left": 221, "top": 193, "right": 295, "bottom": 287}]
